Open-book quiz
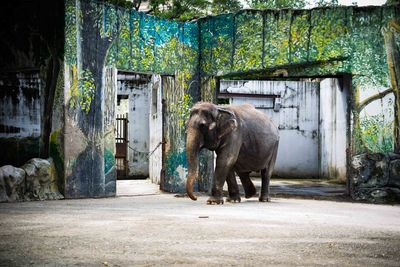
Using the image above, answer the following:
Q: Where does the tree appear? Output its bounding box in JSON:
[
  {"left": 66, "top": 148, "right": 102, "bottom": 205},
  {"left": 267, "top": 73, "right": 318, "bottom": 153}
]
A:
[
  {"left": 246, "top": 0, "right": 340, "bottom": 9},
  {"left": 314, "top": 0, "right": 338, "bottom": 7},
  {"left": 245, "top": 0, "right": 307, "bottom": 9},
  {"left": 147, "top": 0, "right": 243, "bottom": 20},
  {"left": 385, "top": 0, "right": 400, "bottom": 4},
  {"left": 211, "top": 0, "right": 242, "bottom": 14}
]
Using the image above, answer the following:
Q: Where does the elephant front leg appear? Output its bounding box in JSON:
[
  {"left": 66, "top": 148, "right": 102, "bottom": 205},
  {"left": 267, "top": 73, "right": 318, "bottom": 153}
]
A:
[
  {"left": 207, "top": 154, "right": 236, "bottom": 205},
  {"left": 207, "top": 167, "right": 225, "bottom": 204},
  {"left": 226, "top": 170, "right": 241, "bottom": 203}
]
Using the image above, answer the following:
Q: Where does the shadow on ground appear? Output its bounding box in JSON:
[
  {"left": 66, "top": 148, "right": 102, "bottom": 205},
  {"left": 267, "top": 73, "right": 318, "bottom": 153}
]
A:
[{"left": 117, "top": 178, "right": 348, "bottom": 201}]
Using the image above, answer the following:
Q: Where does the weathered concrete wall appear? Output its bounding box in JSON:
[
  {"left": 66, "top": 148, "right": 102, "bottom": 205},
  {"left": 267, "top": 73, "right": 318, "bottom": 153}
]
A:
[
  {"left": 0, "top": 0, "right": 64, "bottom": 177},
  {"left": 319, "top": 78, "right": 349, "bottom": 182},
  {"left": 0, "top": 72, "right": 41, "bottom": 139},
  {"left": 199, "top": 6, "right": 399, "bottom": 155},
  {"left": 64, "top": 0, "right": 200, "bottom": 196},
  {"left": 0, "top": 72, "right": 42, "bottom": 166},
  {"left": 117, "top": 72, "right": 150, "bottom": 177},
  {"left": 149, "top": 75, "right": 163, "bottom": 185},
  {"left": 220, "top": 78, "right": 350, "bottom": 181},
  {"left": 220, "top": 80, "right": 320, "bottom": 178},
  {"left": 200, "top": 5, "right": 400, "bottom": 201}
]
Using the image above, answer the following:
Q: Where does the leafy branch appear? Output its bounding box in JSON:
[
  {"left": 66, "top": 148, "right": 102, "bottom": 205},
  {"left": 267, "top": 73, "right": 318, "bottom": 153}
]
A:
[{"left": 357, "top": 88, "right": 393, "bottom": 113}]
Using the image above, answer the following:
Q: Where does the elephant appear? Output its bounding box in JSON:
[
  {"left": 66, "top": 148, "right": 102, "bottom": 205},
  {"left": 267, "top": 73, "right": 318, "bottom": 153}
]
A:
[{"left": 186, "top": 102, "right": 279, "bottom": 204}]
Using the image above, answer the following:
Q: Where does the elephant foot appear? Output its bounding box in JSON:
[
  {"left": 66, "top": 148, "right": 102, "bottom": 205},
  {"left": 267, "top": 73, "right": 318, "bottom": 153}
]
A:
[
  {"left": 259, "top": 195, "right": 271, "bottom": 202},
  {"left": 206, "top": 196, "right": 224, "bottom": 205},
  {"left": 244, "top": 187, "right": 257, "bottom": 199},
  {"left": 226, "top": 195, "right": 241, "bottom": 203}
]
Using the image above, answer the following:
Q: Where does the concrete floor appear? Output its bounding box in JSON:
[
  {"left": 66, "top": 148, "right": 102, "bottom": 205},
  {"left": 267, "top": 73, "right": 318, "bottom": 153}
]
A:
[
  {"left": 117, "top": 178, "right": 348, "bottom": 200},
  {"left": 0, "top": 180, "right": 399, "bottom": 267}
]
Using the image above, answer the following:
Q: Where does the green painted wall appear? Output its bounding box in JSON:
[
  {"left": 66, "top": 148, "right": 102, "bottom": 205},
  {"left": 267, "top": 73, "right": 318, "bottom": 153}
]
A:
[
  {"left": 64, "top": 0, "right": 399, "bottom": 196},
  {"left": 199, "top": 6, "right": 399, "bottom": 155},
  {"left": 64, "top": 0, "right": 200, "bottom": 195}
]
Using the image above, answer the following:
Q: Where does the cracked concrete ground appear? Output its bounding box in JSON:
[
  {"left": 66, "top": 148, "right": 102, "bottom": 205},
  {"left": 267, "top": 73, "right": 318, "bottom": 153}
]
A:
[{"left": 0, "top": 180, "right": 399, "bottom": 267}]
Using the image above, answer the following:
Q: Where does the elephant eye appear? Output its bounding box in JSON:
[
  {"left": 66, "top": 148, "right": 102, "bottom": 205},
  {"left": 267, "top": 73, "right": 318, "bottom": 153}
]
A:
[
  {"left": 190, "top": 109, "right": 198, "bottom": 117},
  {"left": 201, "top": 111, "right": 212, "bottom": 120}
]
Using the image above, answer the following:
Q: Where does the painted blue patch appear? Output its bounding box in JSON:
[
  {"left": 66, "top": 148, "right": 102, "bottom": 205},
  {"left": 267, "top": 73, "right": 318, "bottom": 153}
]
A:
[{"left": 104, "top": 149, "right": 115, "bottom": 174}]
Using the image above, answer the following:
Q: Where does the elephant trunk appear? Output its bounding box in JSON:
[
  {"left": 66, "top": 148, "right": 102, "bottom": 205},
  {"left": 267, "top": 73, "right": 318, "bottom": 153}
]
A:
[{"left": 186, "top": 127, "right": 203, "bottom": 201}]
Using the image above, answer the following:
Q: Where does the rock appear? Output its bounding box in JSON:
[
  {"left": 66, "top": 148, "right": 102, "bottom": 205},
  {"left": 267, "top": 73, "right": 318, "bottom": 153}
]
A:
[
  {"left": 388, "top": 152, "right": 400, "bottom": 160},
  {"left": 350, "top": 153, "right": 400, "bottom": 203},
  {"left": 389, "top": 159, "right": 400, "bottom": 188},
  {"left": 22, "top": 158, "right": 63, "bottom": 201},
  {"left": 350, "top": 153, "right": 389, "bottom": 188},
  {"left": 0, "top": 165, "right": 26, "bottom": 202}
]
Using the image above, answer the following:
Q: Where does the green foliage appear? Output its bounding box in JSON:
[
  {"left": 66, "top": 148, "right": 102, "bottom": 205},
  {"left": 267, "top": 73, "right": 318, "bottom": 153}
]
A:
[
  {"left": 149, "top": 0, "right": 210, "bottom": 20},
  {"left": 314, "top": 0, "right": 338, "bottom": 7},
  {"left": 65, "top": 0, "right": 77, "bottom": 65},
  {"left": 264, "top": 10, "right": 291, "bottom": 66},
  {"left": 385, "top": 0, "right": 400, "bottom": 5},
  {"left": 309, "top": 8, "right": 350, "bottom": 62},
  {"left": 78, "top": 69, "right": 96, "bottom": 113},
  {"left": 211, "top": 0, "right": 242, "bottom": 14},
  {"left": 246, "top": 0, "right": 307, "bottom": 9},
  {"left": 290, "top": 10, "right": 310, "bottom": 63},
  {"left": 246, "top": 0, "right": 339, "bottom": 9},
  {"left": 116, "top": 8, "right": 132, "bottom": 70},
  {"left": 170, "top": 93, "right": 193, "bottom": 128},
  {"left": 360, "top": 115, "right": 393, "bottom": 153},
  {"left": 351, "top": 8, "right": 391, "bottom": 87},
  {"left": 234, "top": 12, "right": 263, "bottom": 70},
  {"left": 148, "top": 0, "right": 242, "bottom": 20},
  {"left": 200, "top": 14, "right": 233, "bottom": 74}
]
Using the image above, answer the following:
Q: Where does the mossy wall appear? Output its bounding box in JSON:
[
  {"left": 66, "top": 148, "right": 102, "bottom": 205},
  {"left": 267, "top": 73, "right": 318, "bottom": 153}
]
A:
[
  {"left": 0, "top": 0, "right": 64, "bottom": 174},
  {"left": 64, "top": 0, "right": 199, "bottom": 196},
  {"left": 63, "top": 0, "right": 399, "bottom": 196},
  {"left": 199, "top": 5, "right": 399, "bottom": 155}
]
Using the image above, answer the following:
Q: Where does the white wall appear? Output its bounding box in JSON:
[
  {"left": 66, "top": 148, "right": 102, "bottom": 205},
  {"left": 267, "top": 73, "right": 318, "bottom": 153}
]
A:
[
  {"left": 117, "top": 73, "right": 150, "bottom": 177},
  {"left": 148, "top": 75, "right": 163, "bottom": 185},
  {"left": 116, "top": 98, "right": 128, "bottom": 116},
  {"left": 220, "top": 80, "right": 320, "bottom": 178},
  {"left": 220, "top": 79, "right": 348, "bottom": 179},
  {"left": 320, "top": 78, "right": 348, "bottom": 181}
]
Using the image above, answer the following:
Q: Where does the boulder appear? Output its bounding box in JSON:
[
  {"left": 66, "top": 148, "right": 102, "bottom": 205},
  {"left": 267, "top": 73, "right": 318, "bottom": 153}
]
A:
[
  {"left": 350, "top": 153, "right": 400, "bottom": 203},
  {"left": 22, "top": 158, "right": 63, "bottom": 201},
  {"left": 389, "top": 159, "right": 400, "bottom": 188},
  {"left": 0, "top": 165, "right": 26, "bottom": 202},
  {"left": 350, "top": 153, "right": 389, "bottom": 188}
]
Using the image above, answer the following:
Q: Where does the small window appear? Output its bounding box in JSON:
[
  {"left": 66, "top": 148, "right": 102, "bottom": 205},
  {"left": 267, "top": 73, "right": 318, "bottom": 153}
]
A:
[{"left": 152, "top": 86, "right": 158, "bottom": 116}]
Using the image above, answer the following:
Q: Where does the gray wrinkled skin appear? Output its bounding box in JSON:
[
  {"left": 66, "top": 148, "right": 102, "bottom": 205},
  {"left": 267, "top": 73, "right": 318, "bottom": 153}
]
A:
[{"left": 186, "top": 102, "right": 279, "bottom": 204}]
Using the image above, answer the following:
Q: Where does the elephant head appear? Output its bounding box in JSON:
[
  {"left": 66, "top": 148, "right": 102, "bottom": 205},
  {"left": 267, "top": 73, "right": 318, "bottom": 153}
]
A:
[{"left": 186, "top": 102, "right": 238, "bottom": 200}]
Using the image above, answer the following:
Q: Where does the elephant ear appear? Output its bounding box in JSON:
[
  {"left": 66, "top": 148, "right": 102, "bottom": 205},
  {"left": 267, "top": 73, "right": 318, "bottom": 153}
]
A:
[{"left": 217, "top": 108, "right": 238, "bottom": 139}]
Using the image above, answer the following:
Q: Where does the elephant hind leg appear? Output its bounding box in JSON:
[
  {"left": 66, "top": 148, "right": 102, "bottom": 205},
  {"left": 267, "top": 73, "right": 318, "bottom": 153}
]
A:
[
  {"left": 226, "top": 170, "right": 241, "bottom": 203},
  {"left": 238, "top": 172, "right": 257, "bottom": 199},
  {"left": 259, "top": 140, "right": 279, "bottom": 202}
]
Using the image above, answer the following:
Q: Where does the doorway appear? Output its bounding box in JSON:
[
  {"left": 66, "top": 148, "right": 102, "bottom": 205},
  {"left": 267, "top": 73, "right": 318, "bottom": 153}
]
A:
[
  {"left": 218, "top": 77, "right": 350, "bottom": 186},
  {"left": 113, "top": 71, "right": 164, "bottom": 196}
]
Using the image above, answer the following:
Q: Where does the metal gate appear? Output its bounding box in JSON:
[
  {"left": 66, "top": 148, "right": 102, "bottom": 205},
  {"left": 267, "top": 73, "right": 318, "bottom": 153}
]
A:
[{"left": 115, "top": 113, "right": 129, "bottom": 178}]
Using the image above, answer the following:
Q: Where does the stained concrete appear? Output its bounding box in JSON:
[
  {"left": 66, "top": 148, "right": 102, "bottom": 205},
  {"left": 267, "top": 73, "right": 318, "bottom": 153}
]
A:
[
  {"left": 0, "top": 179, "right": 399, "bottom": 266},
  {"left": 116, "top": 179, "right": 161, "bottom": 197},
  {"left": 116, "top": 178, "right": 347, "bottom": 200}
]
